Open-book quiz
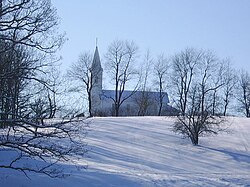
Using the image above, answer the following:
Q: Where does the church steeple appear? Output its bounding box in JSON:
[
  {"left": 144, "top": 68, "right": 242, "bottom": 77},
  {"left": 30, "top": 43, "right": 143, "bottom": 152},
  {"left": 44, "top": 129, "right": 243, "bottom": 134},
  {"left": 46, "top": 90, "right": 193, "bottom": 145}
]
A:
[
  {"left": 92, "top": 46, "right": 102, "bottom": 70},
  {"left": 90, "top": 45, "right": 103, "bottom": 116}
]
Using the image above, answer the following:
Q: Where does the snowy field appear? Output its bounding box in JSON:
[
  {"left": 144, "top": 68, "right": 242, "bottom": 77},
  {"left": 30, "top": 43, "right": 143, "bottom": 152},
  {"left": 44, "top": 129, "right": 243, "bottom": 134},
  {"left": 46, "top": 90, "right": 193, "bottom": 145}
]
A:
[{"left": 0, "top": 116, "right": 250, "bottom": 187}]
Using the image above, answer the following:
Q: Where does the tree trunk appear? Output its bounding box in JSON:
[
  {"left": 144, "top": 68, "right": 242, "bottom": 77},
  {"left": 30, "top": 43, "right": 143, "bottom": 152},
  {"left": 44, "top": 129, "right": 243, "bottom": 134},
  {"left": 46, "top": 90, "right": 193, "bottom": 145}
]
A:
[
  {"left": 88, "top": 92, "right": 92, "bottom": 117},
  {"left": 158, "top": 102, "right": 162, "bottom": 116},
  {"left": 191, "top": 133, "right": 199, "bottom": 145},
  {"left": 223, "top": 102, "right": 228, "bottom": 116}
]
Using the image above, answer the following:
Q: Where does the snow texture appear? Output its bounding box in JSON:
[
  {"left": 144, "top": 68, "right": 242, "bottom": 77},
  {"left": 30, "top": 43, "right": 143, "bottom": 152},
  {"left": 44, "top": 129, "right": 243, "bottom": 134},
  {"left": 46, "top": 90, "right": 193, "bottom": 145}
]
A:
[{"left": 0, "top": 116, "right": 250, "bottom": 186}]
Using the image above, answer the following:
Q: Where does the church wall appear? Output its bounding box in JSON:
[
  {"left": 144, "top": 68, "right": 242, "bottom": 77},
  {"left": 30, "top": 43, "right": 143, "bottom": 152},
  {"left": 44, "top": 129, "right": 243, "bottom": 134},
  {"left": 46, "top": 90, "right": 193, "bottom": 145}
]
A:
[{"left": 95, "top": 95, "right": 172, "bottom": 116}]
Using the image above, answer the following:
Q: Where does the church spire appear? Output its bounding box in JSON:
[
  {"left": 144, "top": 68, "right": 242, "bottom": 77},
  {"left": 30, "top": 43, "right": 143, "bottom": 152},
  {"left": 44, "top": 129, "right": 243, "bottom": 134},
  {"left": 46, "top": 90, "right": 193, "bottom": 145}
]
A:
[
  {"left": 92, "top": 45, "right": 102, "bottom": 70},
  {"left": 90, "top": 43, "right": 103, "bottom": 116}
]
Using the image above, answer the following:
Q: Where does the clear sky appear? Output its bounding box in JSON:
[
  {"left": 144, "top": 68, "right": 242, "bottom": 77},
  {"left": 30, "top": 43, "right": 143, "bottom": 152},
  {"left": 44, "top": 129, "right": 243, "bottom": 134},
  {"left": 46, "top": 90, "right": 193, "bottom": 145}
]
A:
[{"left": 52, "top": 0, "right": 250, "bottom": 72}]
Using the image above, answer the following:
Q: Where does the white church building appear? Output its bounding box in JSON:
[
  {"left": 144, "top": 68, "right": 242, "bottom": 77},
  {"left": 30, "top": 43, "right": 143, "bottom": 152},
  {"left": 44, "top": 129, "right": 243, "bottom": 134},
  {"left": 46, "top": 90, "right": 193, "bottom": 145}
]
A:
[{"left": 90, "top": 46, "right": 174, "bottom": 116}]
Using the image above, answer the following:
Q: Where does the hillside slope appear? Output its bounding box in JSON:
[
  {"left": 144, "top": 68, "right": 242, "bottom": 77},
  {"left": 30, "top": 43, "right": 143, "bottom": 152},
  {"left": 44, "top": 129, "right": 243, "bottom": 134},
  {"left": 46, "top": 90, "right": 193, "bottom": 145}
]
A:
[{"left": 1, "top": 117, "right": 250, "bottom": 186}]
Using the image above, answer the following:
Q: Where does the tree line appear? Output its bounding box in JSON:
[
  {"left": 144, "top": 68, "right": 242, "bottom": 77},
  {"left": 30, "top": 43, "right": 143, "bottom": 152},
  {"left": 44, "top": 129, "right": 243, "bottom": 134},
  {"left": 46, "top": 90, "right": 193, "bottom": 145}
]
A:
[{"left": 68, "top": 40, "right": 250, "bottom": 119}]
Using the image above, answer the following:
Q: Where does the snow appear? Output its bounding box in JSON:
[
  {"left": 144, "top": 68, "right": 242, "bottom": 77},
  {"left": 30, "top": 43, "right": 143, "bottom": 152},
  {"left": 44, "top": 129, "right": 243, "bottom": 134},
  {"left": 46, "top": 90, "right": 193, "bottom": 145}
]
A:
[{"left": 1, "top": 116, "right": 250, "bottom": 186}]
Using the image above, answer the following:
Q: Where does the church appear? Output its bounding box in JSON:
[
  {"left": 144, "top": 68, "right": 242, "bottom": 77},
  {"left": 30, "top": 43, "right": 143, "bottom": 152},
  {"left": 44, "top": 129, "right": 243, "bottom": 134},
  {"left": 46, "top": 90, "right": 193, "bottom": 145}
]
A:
[{"left": 90, "top": 46, "right": 174, "bottom": 116}]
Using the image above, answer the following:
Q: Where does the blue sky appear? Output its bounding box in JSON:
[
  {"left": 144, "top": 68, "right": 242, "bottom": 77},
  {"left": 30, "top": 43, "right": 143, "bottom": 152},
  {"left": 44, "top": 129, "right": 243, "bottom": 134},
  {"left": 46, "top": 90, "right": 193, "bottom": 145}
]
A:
[{"left": 52, "top": 0, "right": 250, "bottom": 72}]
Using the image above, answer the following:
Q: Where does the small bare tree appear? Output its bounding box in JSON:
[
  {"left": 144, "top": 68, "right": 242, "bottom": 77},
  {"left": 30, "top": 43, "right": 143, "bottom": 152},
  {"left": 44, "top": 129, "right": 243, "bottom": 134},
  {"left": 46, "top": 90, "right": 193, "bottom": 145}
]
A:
[
  {"left": 220, "top": 60, "right": 237, "bottom": 116},
  {"left": 154, "top": 54, "right": 169, "bottom": 116},
  {"left": 135, "top": 50, "right": 153, "bottom": 116},
  {"left": 105, "top": 40, "right": 139, "bottom": 116},
  {"left": 210, "top": 62, "right": 224, "bottom": 116},
  {"left": 237, "top": 70, "right": 250, "bottom": 117}
]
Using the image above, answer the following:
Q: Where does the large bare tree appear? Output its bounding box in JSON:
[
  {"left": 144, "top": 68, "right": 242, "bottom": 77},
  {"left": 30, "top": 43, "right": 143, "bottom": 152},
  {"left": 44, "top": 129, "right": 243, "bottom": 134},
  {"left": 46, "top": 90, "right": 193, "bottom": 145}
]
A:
[
  {"left": 105, "top": 40, "right": 139, "bottom": 116},
  {"left": 0, "top": 0, "right": 86, "bottom": 178},
  {"left": 171, "top": 48, "right": 203, "bottom": 115},
  {"left": 173, "top": 49, "right": 226, "bottom": 145},
  {"left": 67, "top": 52, "right": 97, "bottom": 117},
  {"left": 0, "top": 0, "right": 64, "bottom": 53},
  {"left": 196, "top": 51, "right": 224, "bottom": 115},
  {"left": 174, "top": 84, "right": 225, "bottom": 145}
]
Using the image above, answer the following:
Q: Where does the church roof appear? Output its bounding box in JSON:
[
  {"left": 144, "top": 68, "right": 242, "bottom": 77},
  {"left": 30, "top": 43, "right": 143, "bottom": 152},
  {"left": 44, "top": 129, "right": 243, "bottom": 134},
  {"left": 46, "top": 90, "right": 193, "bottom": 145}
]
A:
[
  {"left": 101, "top": 90, "right": 169, "bottom": 103},
  {"left": 92, "top": 46, "right": 102, "bottom": 70}
]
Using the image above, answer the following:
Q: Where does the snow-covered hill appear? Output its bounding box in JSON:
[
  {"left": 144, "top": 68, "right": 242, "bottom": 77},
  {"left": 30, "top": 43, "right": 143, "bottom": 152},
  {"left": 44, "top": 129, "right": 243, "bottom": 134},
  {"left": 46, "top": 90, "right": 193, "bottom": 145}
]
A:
[{"left": 1, "top": 117, "right": 250, "bottom": 186}]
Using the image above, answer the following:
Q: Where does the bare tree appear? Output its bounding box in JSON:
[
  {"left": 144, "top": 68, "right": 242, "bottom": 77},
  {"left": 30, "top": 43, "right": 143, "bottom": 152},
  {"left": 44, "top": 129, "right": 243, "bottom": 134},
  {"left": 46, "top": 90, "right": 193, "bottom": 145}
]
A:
[
  {"left": 220, "top": 60, "right": 237, "bottom": 116},
  {"left": 0, "top": 0, "right": 64, "bottom": 123},
  {"left": 134, "top": 92, "right": 153, "bottom": 116},
  {"left": 135, "top": 50, "right": 153, "bottom": 116},
  {"left": 35, "top": 66, "right": 63, "bottom": 119},
  {"left": 0, "top": 0, "right": 64, "bottom": 53},
  {"left": 209, "top": 62, "right": 224, "bottom": 116},
  {"left": 67, "top": 52, "right": 96, "bottom": 117},
  {"left": 47, "top": 67, "right": 61, "bottom": 118},
  {"left": 105, "top": 40, "right": 139, "bottom": 116},
  {"left": 154, "top": 54, "right": 169, "bottom": 116},
  {"left": 237, "top": 70, "right": 250, "bottom": 117},
  {"left": 0, "top": 42, "right": 31, "bottom": 127},
  {"left": 0, "top": 116, "right": 87, "bottom": 178},
  {"left": 171, "top": 48, "right": 203, "bottom": 115},
  {"left": 174, "top": 84, "right": 225, "bottom": 145},
  {"left": 173, "top": 49, "right": 226, "bottom": 145},
  {"left": 0, "top": 0, "right": 87, "bottom": 178},
  {"left": 196, "top": 51, "right": 224, "bottom": 115}
]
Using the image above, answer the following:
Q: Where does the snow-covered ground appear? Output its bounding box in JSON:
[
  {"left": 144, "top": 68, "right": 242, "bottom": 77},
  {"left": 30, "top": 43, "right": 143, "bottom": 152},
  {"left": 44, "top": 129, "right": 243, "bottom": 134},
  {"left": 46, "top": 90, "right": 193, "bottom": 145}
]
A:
[{"left": 0, "top": 117, "right": 250, "bottom": 186}]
